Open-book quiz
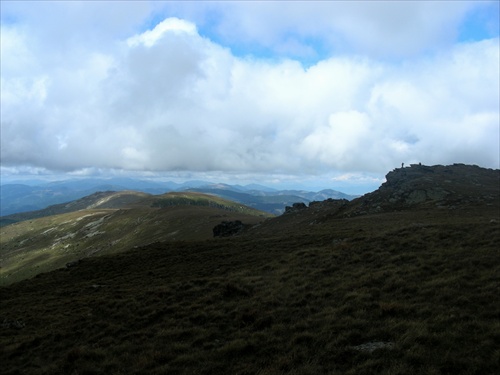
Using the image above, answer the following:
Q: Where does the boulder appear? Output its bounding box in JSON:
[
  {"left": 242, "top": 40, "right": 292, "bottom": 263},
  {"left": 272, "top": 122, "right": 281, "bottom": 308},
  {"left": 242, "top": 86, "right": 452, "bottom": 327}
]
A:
[{"left": 213, "top": 220, "right": 245, "bottom": 237}]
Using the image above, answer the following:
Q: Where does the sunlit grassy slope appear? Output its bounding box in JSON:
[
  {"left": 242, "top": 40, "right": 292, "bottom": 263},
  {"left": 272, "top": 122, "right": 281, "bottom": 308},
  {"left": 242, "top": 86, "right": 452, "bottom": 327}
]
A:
[
  {"left": 0, "top": 190, "right": 151, "bottom": 226},
  {"left": 1, "top": 164, "right": 499, "bottom": 374},
  {"left": 0, "top": 192, "right": 271, "bottom": 285}
]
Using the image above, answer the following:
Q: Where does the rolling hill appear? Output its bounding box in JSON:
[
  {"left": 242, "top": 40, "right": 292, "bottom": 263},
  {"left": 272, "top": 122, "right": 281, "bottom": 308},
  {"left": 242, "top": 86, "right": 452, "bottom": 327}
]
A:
[
  {"left": 1, "top": 164, "right": 499, "bottom": 375},
  {"left": 0, "top": 178, "right": 358, "bottom": 217},
  {"left": 0, "top": 190, "right": 150, "bottom": 226},
  {"left": 0, "top": 191, "right": 272, "bottom": 285},
  {"left": 185, "top": 186, "right": 356, "bottom": 215},
  {"left": 0, "top": 180, "right": 163, "bottom": 217}
]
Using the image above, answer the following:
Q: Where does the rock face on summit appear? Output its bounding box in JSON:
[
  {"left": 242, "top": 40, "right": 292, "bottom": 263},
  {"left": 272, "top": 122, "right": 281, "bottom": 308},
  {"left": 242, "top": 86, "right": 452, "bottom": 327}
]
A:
[
  {"left": 383, "top": 164, "right": 451, "bottom": 204},
  {"left": 346, "top": 163, "right": 499, "bottom": 216},
  {"left": 230, "top": 164, "right": 498, "bottom": 237}
]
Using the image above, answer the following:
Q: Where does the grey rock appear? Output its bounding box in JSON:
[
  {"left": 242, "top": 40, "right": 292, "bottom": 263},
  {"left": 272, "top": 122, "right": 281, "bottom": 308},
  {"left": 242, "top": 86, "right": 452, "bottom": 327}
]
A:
[{"left": 1, "top": 318, "right": 25, "bottom": 329}]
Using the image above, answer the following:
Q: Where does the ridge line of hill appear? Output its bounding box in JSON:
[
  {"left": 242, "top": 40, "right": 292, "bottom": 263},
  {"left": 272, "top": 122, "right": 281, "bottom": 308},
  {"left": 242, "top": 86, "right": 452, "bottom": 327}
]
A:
[{"left": 0, "top": 180, "right": 359, "bottom": 218}]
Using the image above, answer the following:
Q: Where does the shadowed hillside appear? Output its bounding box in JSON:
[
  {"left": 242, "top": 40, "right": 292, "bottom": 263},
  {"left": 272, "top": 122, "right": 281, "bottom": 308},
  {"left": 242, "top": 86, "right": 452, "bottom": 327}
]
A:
[{"left": 1, "top": 164, "right": 499, "bottom": 374}]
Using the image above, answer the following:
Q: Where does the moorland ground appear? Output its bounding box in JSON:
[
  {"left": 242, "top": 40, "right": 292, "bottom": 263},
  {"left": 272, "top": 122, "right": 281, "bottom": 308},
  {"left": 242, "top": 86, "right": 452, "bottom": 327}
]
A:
[
  {"left": 1, "top": 164, "right": 499, "bottom": 374},
  {"left": 1, "top": 206, "right": 499, "bottom": 374}
]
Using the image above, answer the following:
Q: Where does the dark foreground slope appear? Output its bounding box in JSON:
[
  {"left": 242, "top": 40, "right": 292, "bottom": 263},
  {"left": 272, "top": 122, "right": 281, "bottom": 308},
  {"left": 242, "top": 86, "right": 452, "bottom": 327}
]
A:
[{"left": 1, "top": 164, "right": 499, "bottom": 375}]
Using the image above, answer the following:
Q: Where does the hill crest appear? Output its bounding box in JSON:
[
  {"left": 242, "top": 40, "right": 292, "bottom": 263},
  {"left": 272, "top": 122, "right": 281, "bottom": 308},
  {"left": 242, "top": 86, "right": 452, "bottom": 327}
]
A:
[
  {"left": 245, "top": 163, "right": 499, "bottom": 236},
  {"left": 351, "top": 163, "right": 499, "bottom": 215}
]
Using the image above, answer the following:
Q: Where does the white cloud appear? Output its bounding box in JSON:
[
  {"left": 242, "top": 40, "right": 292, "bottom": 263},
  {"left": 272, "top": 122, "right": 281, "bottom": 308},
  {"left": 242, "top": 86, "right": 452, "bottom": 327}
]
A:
[
  {"left": 1, "top": 2, "right": 499, "bottom": 193},
  {"left": 127, "top": 17, "right": 197, "bottom": 48},
  {"left": 157, "top": 1, "right": 489, "bottom": 59},
  {"left": 332, "top": 173, "right": 383, "bottom": 183},
  {"left": 300, "top": 111, "right": 373, "bottom": 169}
]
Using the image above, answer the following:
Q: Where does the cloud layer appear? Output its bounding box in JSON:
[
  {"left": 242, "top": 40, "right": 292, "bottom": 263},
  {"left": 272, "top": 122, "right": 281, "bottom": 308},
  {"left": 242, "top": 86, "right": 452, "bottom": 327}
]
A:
[{"left": 1, "top": 2, "right": 499, "bottom": 190}]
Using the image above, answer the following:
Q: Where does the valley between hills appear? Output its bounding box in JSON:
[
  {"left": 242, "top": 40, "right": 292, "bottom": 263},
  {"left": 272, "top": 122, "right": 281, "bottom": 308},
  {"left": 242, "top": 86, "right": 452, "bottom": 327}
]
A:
[{"left": 1, "top": 163, "right": 499, "bottom": 374}]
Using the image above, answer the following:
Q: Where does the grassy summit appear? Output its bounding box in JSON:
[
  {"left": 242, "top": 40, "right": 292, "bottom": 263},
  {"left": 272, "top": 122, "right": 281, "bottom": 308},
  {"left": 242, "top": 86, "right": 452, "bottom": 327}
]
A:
[{"left": 1, "top": 164, "right": 499, "bottom": 374}]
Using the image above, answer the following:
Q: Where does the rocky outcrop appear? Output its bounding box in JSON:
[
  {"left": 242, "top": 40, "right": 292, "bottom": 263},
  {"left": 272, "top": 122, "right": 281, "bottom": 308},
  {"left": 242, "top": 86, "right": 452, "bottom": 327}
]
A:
[
  {"left": 213, "top": 220, "right": 245, "bottom": 237},
  {"left": 343, "top": 163, "right": 499, "bottom": 216},
  {"left": 284, "top": 202, "right": 307, "bottom": 213},
  {"left": 381, "top": 163, "right": 498, "bottom": 206},
  {"left": 309, "top": 198, "right": 349, "bottom": 209}
]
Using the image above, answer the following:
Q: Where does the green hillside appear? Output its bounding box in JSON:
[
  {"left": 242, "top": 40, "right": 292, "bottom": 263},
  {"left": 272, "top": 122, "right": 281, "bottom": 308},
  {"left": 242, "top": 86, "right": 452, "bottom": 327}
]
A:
[
  {"left": 0, "top": 192, "right": 272, "bottom": 285},
  {"left": 0, "top": 191, "right": 150, "bottom": 226}
]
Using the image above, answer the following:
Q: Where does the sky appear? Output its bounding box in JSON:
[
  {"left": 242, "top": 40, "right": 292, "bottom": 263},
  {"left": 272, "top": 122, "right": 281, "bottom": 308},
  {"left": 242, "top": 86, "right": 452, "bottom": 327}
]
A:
[{"left": 1, "top": 1, "right": 499, "bottom": 194}]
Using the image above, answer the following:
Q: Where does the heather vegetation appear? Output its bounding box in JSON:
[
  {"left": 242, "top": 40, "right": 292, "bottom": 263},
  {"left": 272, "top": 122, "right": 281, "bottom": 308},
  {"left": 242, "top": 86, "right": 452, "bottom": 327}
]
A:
[{"left": 1, "top": 164, "right": 499, "bottom": 374}]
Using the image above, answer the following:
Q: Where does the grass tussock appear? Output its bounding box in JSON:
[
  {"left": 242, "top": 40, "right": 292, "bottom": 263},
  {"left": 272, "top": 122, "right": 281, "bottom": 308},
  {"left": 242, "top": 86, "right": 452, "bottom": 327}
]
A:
[{"left": 1, "top": 208, "right": 499, "bottom": 374}]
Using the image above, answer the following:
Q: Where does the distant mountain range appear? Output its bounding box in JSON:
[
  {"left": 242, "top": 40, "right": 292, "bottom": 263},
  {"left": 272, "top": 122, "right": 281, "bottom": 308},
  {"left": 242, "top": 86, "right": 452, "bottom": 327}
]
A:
[{"left": 0, "top": 178, "right": 358, "bottom": 217}]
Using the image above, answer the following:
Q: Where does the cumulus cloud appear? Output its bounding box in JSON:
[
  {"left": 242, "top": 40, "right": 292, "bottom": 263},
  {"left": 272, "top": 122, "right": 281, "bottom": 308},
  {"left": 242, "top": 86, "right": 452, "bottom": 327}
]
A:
[
  {"left": 127, "top": 17, "right": 197, "bottom": 47},
  {"left": 1, "top": 2, "right": 499, "bottom": 192},
  {"left": 155, "top": 1, "right": 494, "bottom": 59}
]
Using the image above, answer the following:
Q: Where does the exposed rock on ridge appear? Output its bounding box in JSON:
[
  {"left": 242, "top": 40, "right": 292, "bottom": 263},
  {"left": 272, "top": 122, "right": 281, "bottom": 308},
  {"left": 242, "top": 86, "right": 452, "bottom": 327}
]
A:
[
  {"left": 264, "top": 164, "right": 498, "bottom": 222},
  {"left": 346, "top": 163, "right": 499, "bottom": 216},
  {"left": 284, "top": 202, "right": 307, "bottom": 213}
]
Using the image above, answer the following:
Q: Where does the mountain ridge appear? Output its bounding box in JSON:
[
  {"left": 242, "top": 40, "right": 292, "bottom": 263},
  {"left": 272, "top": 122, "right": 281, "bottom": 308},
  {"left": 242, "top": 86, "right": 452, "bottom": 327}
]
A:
[
  {"left": 1, "top": 163, "right": 498, "bottom": 375},
  {"left": 241, "top": 163, "right": 499, "bottom": 237},
  {"left": 0, "top": 179, "right": 358, "bottom": 217},
  {"left": 2, "top": 163, "right": 497, "bottom": 286}
]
